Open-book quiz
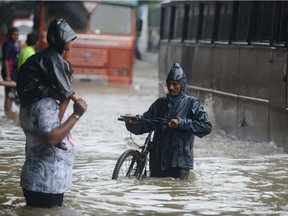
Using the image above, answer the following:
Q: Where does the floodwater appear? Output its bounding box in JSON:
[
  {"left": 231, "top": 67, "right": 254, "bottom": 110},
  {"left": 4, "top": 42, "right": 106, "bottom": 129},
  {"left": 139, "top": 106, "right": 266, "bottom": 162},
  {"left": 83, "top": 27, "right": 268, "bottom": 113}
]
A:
[{"left": 0, "top": 60, "right": 288, "bottom": 216}]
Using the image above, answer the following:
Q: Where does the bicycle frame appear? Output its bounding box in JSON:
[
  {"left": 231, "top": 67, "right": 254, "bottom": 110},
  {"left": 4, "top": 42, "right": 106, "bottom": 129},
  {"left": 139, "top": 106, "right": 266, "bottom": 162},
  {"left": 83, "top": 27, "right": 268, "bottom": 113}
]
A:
[
  {"left": 138, "top": 131, "right": 153, "bottom": 178},
  {"left": 112, "top": 115, "right": 166, "bottom": 180}
]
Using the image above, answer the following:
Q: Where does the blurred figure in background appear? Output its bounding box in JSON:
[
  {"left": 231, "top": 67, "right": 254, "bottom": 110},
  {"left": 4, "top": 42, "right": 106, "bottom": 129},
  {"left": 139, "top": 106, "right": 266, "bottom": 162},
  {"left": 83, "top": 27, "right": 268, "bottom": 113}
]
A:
[
  {"left": 1, "top": 27, "right": 20, "bottom": 111},
  {"left": 18, "top": 32, "right": 38, "bottom": 70},
  {"left": 135, "top": 18, "right": 142, "bottom": 60}
]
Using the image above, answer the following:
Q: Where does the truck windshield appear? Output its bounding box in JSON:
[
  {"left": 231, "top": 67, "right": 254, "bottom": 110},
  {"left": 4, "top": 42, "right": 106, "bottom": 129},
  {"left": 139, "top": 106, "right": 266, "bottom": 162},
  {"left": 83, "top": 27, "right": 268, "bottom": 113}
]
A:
[{"left": 90, "top": 4, "right": 132, "bottom": 35}]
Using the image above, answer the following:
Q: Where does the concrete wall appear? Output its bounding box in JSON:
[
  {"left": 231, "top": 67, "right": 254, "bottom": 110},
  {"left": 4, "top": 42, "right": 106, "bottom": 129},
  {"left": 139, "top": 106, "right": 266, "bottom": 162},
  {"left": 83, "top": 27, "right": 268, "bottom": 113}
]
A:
[{"left": 159, "top": 41, "right": 288, "bottom": 150}]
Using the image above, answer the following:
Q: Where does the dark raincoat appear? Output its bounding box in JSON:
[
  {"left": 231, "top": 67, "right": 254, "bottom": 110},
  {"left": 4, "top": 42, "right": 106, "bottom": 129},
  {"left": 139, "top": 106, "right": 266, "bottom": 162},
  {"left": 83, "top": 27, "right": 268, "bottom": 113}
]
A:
[
  {"left": 17, "top": 19, "right": 77, "bottom": 107},
  {"left": 126, "top": 63, "right": 212, "bottom": 177}
]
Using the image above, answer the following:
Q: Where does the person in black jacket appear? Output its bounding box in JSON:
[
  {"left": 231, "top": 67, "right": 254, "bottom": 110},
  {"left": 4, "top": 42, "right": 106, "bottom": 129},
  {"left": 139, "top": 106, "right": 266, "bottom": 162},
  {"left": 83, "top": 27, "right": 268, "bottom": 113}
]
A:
[
  {"left": 124, "top": 63, "right": 212, "bottom": 180},
  {"left": 17, "top": 19, "right": 81, "bottom": 151},
  {"left": 17, "top": 19, "right": 77, "bottom": 108}
]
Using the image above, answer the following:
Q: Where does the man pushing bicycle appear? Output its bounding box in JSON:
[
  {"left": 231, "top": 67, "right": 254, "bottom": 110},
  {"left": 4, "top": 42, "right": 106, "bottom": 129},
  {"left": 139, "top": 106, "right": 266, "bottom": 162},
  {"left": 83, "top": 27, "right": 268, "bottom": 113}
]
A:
[{"left": 124, "top": 63, "right": 212, "bottom": 180}]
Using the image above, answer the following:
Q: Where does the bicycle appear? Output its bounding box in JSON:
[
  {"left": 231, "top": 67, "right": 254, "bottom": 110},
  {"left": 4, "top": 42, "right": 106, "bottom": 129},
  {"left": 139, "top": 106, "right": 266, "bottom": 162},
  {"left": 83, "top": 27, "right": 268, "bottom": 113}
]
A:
[{"left": 112, "top": 115, "right": 166, "bottom": 180}]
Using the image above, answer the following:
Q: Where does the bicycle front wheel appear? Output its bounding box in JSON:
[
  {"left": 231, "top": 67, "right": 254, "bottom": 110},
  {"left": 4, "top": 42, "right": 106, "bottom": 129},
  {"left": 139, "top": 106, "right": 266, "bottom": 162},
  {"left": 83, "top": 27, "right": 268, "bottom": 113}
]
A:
[{"left": 112, "top": 149, "right": 144, "bottom": 180}]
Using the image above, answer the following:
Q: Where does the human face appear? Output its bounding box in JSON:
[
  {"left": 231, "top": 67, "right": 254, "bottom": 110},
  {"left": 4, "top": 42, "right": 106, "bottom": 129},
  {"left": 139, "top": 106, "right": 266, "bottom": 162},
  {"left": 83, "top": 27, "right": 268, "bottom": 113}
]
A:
[
  {"left": 11, "top": 31, "right": 19, "bottom": 43},
  {"left": 64, "top": 40, "right": 73, "bottom": 51},
  {"left": 167, "top": 80, "right": 181, "bottom": 96}
]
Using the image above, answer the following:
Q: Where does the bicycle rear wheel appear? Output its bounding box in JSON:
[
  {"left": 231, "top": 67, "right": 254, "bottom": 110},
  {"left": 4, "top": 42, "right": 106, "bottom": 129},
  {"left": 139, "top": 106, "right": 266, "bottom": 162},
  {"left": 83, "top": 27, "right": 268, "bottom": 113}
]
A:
[{"left": 112, "top": 149, "right": 144, "bottom": 180}]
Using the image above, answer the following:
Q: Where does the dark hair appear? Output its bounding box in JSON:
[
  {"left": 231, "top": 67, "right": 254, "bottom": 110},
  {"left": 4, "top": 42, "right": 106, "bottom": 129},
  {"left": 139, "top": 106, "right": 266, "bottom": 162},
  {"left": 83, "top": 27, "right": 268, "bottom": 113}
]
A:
[
  {"left": 26, "top": 33, "right": 38, "bottom": 46},
  {"left": 8, "top": 27, "right": 19, "bottom": 36}
]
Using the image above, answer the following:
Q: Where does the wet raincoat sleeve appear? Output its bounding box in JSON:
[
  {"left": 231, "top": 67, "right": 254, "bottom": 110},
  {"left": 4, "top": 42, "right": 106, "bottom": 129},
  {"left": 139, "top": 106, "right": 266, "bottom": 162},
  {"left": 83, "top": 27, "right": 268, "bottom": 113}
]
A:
[
  {"left": 48, "top": 54, "right": 74, "bottom": 98},
  {"left": 177, "top": 98, "right": 212, "bottom": 138},
  {"left": 125, "top": 98, "right": 164, "bottom": 135}
]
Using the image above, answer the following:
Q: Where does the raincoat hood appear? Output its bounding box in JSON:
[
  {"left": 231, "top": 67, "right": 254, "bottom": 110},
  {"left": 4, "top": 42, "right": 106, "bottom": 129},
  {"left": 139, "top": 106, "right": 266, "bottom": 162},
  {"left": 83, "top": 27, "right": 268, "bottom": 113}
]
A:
[
  {"left": 166, "top": 63, "right": 187, "bottom": 95},
  {"left": 47, "top": 19, "right": 77, "bottom": 54}
]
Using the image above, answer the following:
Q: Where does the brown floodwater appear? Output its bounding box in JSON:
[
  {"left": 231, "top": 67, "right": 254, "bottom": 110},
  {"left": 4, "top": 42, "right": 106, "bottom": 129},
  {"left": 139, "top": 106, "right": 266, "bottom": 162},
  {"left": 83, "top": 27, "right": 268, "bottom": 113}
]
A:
[{"left": 0, "top": 60, "right": 288, "bottom": 216}]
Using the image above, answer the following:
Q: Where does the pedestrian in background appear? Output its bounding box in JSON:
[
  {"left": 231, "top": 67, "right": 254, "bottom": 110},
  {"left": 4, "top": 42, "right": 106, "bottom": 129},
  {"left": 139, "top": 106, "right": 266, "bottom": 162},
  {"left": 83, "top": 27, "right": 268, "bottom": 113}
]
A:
[
  {"left": 1, "top": 27, "right": 20, "bottom": 111},
  {"left": 18, "top": 32, "right": 38, "bottom": 70}
]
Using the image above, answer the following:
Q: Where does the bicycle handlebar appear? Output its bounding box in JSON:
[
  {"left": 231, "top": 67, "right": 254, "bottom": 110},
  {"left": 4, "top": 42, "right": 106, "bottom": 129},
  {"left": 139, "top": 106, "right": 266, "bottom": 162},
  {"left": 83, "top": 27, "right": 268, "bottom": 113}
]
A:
[{"left": 118, "top": 115, "right": 167, "bottom": 124}]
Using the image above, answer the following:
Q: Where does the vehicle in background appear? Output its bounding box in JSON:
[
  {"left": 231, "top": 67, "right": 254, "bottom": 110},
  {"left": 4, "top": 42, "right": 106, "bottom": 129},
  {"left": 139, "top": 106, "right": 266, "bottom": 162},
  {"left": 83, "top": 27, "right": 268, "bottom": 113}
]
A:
[
  {"left": 159, "top": 1, "right": 288, "bottom": 151},
  {"left": 33, "top": 1, "right": 138, "bottom": 84}
]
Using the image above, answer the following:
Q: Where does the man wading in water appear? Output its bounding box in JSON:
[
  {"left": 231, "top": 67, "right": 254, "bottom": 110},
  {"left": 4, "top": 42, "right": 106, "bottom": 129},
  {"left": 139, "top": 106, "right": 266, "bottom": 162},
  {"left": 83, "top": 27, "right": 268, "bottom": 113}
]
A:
[{"left": 124, "top": 63, "right": 212, "bottom": 180}]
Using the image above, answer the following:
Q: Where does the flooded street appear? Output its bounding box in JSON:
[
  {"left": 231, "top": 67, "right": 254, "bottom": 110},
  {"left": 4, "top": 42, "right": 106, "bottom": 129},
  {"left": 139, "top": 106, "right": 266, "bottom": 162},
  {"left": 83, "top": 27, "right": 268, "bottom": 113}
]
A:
[{"left": 1, "top": 59, "right": 288, "bottom": 216}]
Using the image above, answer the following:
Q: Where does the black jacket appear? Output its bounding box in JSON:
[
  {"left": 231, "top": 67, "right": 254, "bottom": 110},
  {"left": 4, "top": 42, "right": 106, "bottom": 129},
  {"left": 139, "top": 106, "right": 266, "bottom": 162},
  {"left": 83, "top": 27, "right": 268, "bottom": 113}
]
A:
[
  {"left": 126, "top": 63, "right": 212, "bottom": 175},
  {"left": 17, "top": 19, "right": 76, "bottom": 107}
]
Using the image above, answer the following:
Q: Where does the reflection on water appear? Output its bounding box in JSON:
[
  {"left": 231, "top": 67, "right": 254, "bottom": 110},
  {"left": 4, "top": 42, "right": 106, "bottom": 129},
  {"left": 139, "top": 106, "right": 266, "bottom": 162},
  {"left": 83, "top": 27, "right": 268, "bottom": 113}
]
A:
[{"left": 1, "top": 61, "right": 288, "bottom": 216}]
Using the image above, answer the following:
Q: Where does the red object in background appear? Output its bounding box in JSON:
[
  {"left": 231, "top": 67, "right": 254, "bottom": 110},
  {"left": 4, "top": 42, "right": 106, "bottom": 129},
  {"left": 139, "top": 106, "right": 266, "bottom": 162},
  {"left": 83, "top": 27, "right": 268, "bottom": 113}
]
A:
[{"left": 35, "top": 1, "right": 137, "bottom": 84}]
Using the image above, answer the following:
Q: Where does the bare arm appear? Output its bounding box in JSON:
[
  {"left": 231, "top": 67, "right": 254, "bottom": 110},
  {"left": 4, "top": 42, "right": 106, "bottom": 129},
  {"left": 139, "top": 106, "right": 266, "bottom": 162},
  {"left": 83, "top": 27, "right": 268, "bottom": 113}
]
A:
[
  {"left": 0, "top": 80, "right": 16, "bottom": 87},
  {"left": 58, "top": 98, "right": 70, "bottom": 122},
  {"left": 3, "top": 60, "right": 11, "bottom": 81},
  {"left": 43, "top": 98, "right": 88, "bottom": 147},
  {"left": 56, "top": 94, "right": 78, "bottom": 123},
  {"left": 70, "top": 94, "right": 78, "bottom": 103}
]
